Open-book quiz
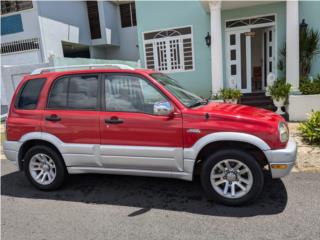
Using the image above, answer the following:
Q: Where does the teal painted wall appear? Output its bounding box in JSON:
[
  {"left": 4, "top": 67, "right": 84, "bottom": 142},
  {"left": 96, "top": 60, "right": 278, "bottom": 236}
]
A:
[
  {"left": 136, "top": 1, "right": 320, "bottom": 97},
  {"left": 221, "top": 2, "right": 286, "bottom": 85},
  {"left": 300, "top": 1, "right": 320, "bottom": 77},
  {"left": 136, "top": 1, "right": 212, "bottom": 98}
]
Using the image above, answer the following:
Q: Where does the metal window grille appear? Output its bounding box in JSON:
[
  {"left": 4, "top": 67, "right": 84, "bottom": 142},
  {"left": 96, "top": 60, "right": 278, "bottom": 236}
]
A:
[
  {"left": 1, "top": 38, "right": 40, "bottom": 55},
  {"left": 226, "top": 15, "right": 275, "bottom": 28},
  {"left": 143, "top": 27, "right": 194, "bottom": 73}
]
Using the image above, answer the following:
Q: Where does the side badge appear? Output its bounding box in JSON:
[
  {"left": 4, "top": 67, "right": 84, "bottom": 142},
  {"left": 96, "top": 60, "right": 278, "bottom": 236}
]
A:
[{"left": 187, "top": 129, "right": 201, "bottom": 134}]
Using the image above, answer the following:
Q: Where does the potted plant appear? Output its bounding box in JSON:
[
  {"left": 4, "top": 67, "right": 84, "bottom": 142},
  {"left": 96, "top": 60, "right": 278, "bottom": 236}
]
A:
[
  {"left": 268, "top": 78, "right": 291, "bottom": 115},
  {"left": 210, "top": 93, "right": 224, "bottom": 103},
  {"left": 219, "top": 88, "right": 242, "bottom": 104}
]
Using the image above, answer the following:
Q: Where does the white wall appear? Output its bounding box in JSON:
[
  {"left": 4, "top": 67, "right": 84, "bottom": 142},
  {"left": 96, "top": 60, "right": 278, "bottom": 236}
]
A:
[
  {"left": 1, "top": 50, "right": 42, "bottom": 66},
  {"left": 89, "top": 46, "right": 108, "bottom": 59},
  {"left": 106, "top": 26, "right": 139, "bottom": 61},
  {"left": 1, "top": 62, "right": 51, "bottom": 106},
  {"left": 38, "top": 16, "right": 81, "bottom": 60},
  {"left": 288, "top": 94, "right": 320, "bottom": 121},
  {"left": 1, "top": 7, "right": 41, "bottom": 43},
  {"left": 37, "top": 1, "right": 91, "bottom": 61},
  {"left": 1, "top": 4, "right": 44, "bottom": 65}
]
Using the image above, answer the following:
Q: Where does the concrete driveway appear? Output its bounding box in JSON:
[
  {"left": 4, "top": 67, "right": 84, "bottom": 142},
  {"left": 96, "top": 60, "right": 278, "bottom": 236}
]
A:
[{"left": 1, "top": 160, "right": 320, "bottom": 240}]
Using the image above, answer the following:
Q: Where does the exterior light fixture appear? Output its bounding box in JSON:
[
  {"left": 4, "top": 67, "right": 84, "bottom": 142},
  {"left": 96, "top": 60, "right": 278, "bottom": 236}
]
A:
[
  {"left": 300, "top": 19, "right": 308, "bottom": 32},
  {"left": 205, "top": 32, "right": 211, "bottom": 47}
]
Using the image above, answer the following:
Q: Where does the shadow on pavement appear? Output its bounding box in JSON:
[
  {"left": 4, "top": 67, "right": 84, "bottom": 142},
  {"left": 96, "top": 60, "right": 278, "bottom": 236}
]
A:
[{"left": 1, "top": 170, "right": 287, "bottom": 217}]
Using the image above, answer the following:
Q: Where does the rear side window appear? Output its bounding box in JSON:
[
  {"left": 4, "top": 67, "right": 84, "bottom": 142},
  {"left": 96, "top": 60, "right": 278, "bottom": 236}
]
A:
[
  {"left": 47, "top": 75, "right": 98, "bottom": 110},
  {"left": 15, "top": 78, "right": 46, "bottom": 110}
]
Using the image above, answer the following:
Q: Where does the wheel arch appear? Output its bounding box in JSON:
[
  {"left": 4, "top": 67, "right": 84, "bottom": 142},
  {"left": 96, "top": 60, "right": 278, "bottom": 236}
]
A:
[
  {"left": 18, "top": 132, "right": 65, "bottom": 170},
  {"left": 185, "top": 132, "right": 271, "bottom": 177}
]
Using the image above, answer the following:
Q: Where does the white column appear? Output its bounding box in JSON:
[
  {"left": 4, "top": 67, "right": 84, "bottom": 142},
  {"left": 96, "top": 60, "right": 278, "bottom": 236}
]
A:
[
  {"left": 286, "top": 0, "right": 300, "bottom": 92},
  {"left": 209, "top": 0, "right": 223, "bottom": 95}
]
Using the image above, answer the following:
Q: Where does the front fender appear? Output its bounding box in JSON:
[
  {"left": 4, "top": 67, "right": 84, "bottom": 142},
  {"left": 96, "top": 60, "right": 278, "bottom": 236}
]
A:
[{"left": 184, "top": 132, "right": 271, "bottom": 160}]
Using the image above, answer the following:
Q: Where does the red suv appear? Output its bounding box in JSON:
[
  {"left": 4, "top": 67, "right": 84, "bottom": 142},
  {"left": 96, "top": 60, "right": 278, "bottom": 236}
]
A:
[{"left": 4, "top": 64, "right": 297, "bottom": 206}]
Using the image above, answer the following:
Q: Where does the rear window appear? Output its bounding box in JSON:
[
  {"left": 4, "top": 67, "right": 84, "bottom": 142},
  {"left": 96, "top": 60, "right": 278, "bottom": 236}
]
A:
[{"left": 15, "top": 78, "right": 46, "bottom": 110}]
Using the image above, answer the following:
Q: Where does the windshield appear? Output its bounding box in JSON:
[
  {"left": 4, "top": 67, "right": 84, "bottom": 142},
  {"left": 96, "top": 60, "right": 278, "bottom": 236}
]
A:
[{"left": 150, "top": 73, "right": 205, "bottom": 108}]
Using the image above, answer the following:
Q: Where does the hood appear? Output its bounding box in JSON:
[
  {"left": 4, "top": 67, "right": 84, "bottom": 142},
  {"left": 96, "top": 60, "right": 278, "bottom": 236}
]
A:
[{"left": 189, "top": 102, "right": 284, "bottom": 123}]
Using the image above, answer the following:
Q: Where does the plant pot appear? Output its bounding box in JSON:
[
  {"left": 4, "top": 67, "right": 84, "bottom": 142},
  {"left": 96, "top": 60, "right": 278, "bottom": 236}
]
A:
[
  {"left": 210, "top": 99, "right": 224, "bottom": 103},
  {"left": 224, "top": 99, "right": 238, "bottom": 104},
  {"left": 273, "top": 98, "right": 286, "bottom": 115}
]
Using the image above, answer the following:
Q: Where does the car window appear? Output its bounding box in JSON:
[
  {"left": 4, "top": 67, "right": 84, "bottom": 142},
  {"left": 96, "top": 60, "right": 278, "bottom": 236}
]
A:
[
  {"left": 104, "top": 74, "right": 167, "bottom": 114},
  {"left": 48, "top": 75, "right": 98, "bottom": 110},
  {"left": 15, "top": 78, "right": 46, "bottom": 110}
]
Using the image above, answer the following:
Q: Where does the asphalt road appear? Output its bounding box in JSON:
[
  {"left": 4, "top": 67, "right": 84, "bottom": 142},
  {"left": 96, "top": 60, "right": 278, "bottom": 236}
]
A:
[{"left": 1, "top": 160, "right": 320, "bottom": 240}]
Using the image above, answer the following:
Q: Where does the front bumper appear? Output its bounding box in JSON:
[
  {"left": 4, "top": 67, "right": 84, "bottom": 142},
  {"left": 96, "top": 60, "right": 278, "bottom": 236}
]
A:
[
  {"left": 3, "top": 141, "right": 20, "bottom": 169},
  {"left": 264, "top": 137, "right": 297, "bottom": 178}
]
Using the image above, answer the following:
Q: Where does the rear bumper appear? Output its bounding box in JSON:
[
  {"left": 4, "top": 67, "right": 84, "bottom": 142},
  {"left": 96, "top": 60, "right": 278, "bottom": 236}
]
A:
[
  {"left": 264, "top": 137, "right": 297, "bottom": 178},
  {"left": 3, "top": 141, "right": 20, "bottom": 169}
]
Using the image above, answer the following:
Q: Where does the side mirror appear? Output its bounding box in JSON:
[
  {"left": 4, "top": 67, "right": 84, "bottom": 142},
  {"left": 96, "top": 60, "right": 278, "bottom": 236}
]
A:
[{"left": 153, "top": 101, "right": 173, "bottom": 116}]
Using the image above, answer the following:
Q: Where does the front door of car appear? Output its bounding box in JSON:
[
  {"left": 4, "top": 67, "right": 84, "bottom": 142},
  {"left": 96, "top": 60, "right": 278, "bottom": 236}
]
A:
[
  {"left": 42, "top": 74, "right": 100, "bottom": 167},
  {"left": 99, "top": 73, "right": 184, "bottom": 171}
]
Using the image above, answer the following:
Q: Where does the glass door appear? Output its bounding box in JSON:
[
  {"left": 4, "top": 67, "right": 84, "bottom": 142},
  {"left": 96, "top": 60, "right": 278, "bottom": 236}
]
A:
[
  {"left": 226, "top": 30, "right": 252, "bottom": 93},
  {"left": 263, "top": 26, "right": 276, "bottom": 88}
]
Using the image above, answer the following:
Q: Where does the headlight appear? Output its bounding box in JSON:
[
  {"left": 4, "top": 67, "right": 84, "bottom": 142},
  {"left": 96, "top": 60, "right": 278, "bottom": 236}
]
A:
[{"left": 278, "top": 122, "right": 289, "bottom": 143}]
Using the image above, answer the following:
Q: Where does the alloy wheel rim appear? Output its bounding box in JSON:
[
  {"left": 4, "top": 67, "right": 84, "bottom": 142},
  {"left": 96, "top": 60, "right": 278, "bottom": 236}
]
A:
[
  {"left": 210, "top": 159, "right": 253, "bottom": 199},
  {"left": 29, "top": 153, "right": 56, "bottom": 185}
]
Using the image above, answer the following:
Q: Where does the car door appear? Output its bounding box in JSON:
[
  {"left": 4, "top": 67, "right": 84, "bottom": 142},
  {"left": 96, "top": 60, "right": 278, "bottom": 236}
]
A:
[
  {"left": 99, "top": 73, "right": 184, "bottom": 171},
  {"left": 42, "top": 74, "right": 100, "bottom": 167}
]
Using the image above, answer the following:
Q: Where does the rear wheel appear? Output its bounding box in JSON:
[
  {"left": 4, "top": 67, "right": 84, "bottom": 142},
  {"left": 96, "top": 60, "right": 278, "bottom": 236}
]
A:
[
  {"left": 24, "top": 145, "right": 67, "bottom": 190},
  {"left": 200, "top": 149, "right": 264, "bottom": 206}
]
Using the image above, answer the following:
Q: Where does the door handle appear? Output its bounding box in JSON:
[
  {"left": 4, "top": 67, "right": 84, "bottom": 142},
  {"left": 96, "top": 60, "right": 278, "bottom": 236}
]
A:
[
  {"left": 105, "top": 117, "right": 123, "bottom": 124},
  {"left": 45, "top": 114, "right": 61, "bottom": 122}
]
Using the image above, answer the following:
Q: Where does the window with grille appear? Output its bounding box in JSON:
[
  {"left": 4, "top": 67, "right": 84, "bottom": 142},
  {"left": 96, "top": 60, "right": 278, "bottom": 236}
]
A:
[
  {"left": 143, "top": 26, "right": 194, "bottom": 73},
  {"left": 1, "top": 38, "right": 40, "bottom": 55},
  {"left": 1, "top": 1, "right": 33, "bottom": 15},
  {"left": 226, "top": 15, "right": 275, "bottom": 28},
  {"left": 119, "top": 2, "right": 136, "bottom": 28}
]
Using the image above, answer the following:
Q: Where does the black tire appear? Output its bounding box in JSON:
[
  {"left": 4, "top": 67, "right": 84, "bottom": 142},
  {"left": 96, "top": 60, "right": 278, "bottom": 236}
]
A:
[
  {"left": 24, "top": 145, "right": 67, "bottom": 190},
  {"left": 200, "top": 149, "right": 264, "bottom": 206}
]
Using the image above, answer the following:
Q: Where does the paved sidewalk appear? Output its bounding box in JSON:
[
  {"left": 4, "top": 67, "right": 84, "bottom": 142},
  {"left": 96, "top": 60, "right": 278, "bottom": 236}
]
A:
[{"left": 288, "top": 123, "right": 320, "bottom": 172}]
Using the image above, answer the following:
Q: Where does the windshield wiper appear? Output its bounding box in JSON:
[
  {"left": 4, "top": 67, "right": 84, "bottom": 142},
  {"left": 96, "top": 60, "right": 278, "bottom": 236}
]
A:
[{"left": 188, "top": 99, "right": 209, "bottom": 108}]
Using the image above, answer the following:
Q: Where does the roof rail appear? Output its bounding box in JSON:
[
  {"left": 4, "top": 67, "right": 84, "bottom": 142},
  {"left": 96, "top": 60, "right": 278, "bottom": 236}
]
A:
[{"left": 30, "top": 64, "right": 135, "bottom": 75}]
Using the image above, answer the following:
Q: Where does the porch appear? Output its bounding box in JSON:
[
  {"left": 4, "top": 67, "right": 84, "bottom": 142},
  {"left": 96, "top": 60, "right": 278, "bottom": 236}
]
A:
[{"left": 201, "top": 0, "right": 299, "bottom": 96}]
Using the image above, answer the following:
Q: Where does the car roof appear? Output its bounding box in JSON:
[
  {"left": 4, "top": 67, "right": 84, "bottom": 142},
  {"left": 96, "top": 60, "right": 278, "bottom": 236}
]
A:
[{"left": 26, "top": 68, "right": 158, "bottom": 79}]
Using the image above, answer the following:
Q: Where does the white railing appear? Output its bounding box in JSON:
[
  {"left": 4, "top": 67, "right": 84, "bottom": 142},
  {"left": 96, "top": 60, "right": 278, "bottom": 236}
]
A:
[{"left": 0, "top": 38, "right": 40, "bottom": 55}]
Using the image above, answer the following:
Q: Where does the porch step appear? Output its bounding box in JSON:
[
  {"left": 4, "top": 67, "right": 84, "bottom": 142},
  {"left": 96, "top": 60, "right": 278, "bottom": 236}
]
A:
[{"left": 240, "top": 92, "right": 276, "bottom": 111}]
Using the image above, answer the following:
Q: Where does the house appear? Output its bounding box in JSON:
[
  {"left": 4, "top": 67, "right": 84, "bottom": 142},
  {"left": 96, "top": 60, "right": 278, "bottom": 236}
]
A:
[
  {"left": 135, "top": 0, "right": 320, "bottom": 99},
  {"left": 1, "top": 0, "right": 139, "bottom": 66}
]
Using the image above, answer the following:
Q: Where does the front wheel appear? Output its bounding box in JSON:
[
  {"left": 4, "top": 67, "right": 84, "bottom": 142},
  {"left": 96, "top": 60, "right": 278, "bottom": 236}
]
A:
[{"left": 200, "top": 149, "right": 264, "bottom": 206}]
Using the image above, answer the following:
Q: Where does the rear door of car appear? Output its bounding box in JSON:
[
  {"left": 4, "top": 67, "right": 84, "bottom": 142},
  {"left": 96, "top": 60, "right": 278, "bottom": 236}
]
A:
[{"left": 42, "top": 73, "right": 101, "bottom": 168}]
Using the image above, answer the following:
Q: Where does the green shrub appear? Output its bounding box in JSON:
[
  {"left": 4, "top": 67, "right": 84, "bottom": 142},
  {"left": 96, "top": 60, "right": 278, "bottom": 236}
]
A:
[
  {"left": 300, "top": 74, "right": 320, "bottom": 95},
  {"left": 298, "top": 111, "right": 320, "bottom": 145},
  {"left": 211, "top": 93, "right": 223, "bottom": 100},
  {"left": 268, "top": 78, "right": 291, "bottom": 101},
  {"left": 219, "top": 88, "right": 242, "bottom": 101}
]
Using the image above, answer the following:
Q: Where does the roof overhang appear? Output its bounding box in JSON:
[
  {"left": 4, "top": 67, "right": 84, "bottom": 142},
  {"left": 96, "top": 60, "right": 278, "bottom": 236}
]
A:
[{"left": 201, "top": 0, "right": 284, "bottom": 13}]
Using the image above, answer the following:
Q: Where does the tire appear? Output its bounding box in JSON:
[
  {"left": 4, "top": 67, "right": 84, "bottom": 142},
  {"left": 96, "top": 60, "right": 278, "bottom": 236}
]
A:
[
  {"left": 24, "top": 145, "right": 67, "bottom": 190},
  {"left": 200, "top": 149, "right": 264, "bottom": 206}
]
